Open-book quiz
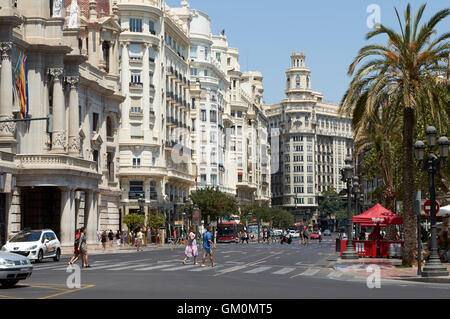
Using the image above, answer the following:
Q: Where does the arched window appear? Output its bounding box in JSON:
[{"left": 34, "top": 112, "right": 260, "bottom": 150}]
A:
[
  {"left": 287, "top": 77, "right": 290, "bottom": 90},
  {"left": 296, "top": 75, "right": 301, "bottom": 88}
]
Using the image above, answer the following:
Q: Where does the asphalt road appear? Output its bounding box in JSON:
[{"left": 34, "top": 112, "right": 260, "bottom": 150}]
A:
[{"left": 1, "top": 238, "right": 449, "bottom": 299}]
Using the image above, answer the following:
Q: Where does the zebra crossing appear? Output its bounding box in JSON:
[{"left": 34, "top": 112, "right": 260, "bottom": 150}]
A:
[{"left": 30, "top": 259, "right": 365, "bottom": 282}]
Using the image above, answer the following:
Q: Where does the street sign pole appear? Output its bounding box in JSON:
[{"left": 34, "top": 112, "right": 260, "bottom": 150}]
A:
[{"left": 415, "top": 190, "right": 422, "bottom": 277}]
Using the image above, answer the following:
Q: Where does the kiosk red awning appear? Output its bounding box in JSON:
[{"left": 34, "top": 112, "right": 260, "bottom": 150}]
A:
[{"left": 352, "top": 203, "right": 403, "bottom": 226}]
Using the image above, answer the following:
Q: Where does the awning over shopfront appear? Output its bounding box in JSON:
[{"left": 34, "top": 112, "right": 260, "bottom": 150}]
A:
[{"left": 352, "top": 204, "right": 403, "bottom": 226}]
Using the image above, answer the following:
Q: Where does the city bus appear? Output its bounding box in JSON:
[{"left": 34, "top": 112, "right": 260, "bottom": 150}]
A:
[{"left": 217, "top": 222, "right": 245, "bottom": 243}]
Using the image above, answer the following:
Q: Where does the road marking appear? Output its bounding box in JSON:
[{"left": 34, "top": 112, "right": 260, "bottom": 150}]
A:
[
  {"left": 214, "top": 251, "right": 283, "bottom": 277},
  {"left": 83, "top": 262, "right": 131, "bottom": 270},
  {"left": 217, "top": 265, "right": 248, "bottom": 274},
  {"left": 161, "top": 264, "right": 199, "bottom": 271},
  {"left": 244, "top": 266, "right": 272, "bottom": 274},
  {"left": 157, "top": 259, "right": 182, "bottom": 264},
  {"left": 272, "top": 267, "right": 296, "bottom": 275},
  {"left": 106, "top": 263, "right": 153, "bottom": 271},
  {"left": 327, "top": 270, "right": 344, "bottom": 280},
  {"left": 290, "top": 267, "right": 320, "bottom": 278},
  {"left": 135, "top": 264, "right": 176, "bottom": 271},
  {"left": 189, "top": 265, "right": 223, "bottom": 272},
  {"left": 295, "top": 262, "right": 303, "bottom": 265},
  {"left": 35, "top": 261, "right": 110, "bottom": 271},
  {"left": 38, "top": 284, "right": 96, "bottom": 299},
  {"left": 301, "top": 268, "right": 321, "bottom": 276}
]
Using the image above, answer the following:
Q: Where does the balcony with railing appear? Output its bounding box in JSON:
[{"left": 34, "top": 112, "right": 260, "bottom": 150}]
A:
[
  {"left": 16, "top": 154, "right": 99, "bottom": 175},
  {"left": 130, "top": 107, "right": 143, "bottom": 116},
  {"left": 129, "top": 82, "right": 143, "bottom": 89}
]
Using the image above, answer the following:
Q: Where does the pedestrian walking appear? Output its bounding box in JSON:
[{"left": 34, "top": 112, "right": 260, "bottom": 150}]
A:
[
  {"left": 183, "top": 227, "right": 198, "bottom": 265},
  {"left": 303, "top": 228, "right": 309, "bottom": 245},
  {"left": 116, "top": 230, "right": 122, "bottom": 247},
  {"left": 101, "top": 230, "right": 107, "bottom": 250},
  {"left": 79, "top": 227, "right": 90, "bottom": 268},
  {"left": 136, "top": 228, "right": 144, "bottom": 251},
  {"left": 108, "top": 229, "right": 114, "bottom": 248},
  {"left": 96, "top": 230, "right": 101, "bottom": 246},
  {"left": 69, "top": 228, "right": 81, "bottom": 265},
  {"left": 201, "top": 226, "right": 216, "bottom": 267},
  {"left": 266, "top": 228, "right": 271, "bottom": 244}
]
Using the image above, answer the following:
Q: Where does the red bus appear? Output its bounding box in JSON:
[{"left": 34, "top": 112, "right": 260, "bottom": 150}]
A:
[{"left": 217, "top": 222, "right": 245, "bottom": 243}]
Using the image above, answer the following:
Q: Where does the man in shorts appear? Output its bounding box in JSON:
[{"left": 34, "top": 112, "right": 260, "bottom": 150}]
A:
[{"left": 201, "top": 226, "right": 216, "bottom": 267}]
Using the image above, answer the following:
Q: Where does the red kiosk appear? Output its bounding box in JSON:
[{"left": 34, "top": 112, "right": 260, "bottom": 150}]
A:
[{"left": 338, "top": 204, "right": 404, "bottom": 258}]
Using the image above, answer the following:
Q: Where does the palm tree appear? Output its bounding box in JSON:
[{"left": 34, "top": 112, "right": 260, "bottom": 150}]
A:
[
  {"left": 340, "top": 3, "right": 449, "bottom": 265},
  {"left": 355, "top": 102, "right": 402, "bottom": 213},
  {"left": 355, "top": 102, "right": 402, "bottom": 240}
]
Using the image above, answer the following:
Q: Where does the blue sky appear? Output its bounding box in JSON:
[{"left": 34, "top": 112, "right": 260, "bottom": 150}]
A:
[{"left": 166, "top": 0, "right": 449, "bottom": 105}]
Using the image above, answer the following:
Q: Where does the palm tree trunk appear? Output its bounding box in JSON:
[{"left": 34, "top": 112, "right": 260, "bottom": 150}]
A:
[
  {"left": 402, "top": 107, "right": 417, "bottom": 266},
  {"left": 383, "top": 185, "right": 397, "bottom": 240}
]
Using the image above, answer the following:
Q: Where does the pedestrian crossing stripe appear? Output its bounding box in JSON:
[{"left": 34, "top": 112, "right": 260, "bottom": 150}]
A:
[
  {"left": 326, "top": 270, "right": 344, "bottom": 279},
  {"left": 300, "top": 268, "right": 321, "bottom": 276},
  {"left": 161, "top": 264, "right": 198, "bottom": 271},
  {"left": 84, "top": 262, "right": 132, "bottom": 270},
  {"left": 106, "top": 264, "right": 153, "bottom": 271},
  {"left": 244, "top": 266, "right": 272, "bottom": 274},
  {"left": 272, "top": 267, "right": 296, "bottom": 275},
  {"left": 189, "top": 265, "right": 222, "bottom": 272},
  {"left": 134, "top": 264, "right": 177, "bottom": 271}
]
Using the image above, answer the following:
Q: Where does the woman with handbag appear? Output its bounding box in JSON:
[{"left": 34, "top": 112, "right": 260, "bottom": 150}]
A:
[{"left": 183, "top": 227, "right": 198, "bottom": 265}]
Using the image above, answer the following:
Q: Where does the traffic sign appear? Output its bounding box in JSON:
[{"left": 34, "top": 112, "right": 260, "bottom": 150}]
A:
[{"left": 424, "top": 200, "right": 440, "bottom": 216}]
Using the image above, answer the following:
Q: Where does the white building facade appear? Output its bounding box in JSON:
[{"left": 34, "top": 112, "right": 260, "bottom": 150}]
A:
[
  {"left": 0, "top": 0, "right": 123, "bottom": 248},
  {"left": 265, "top": 52, "right": 353, "bottom": 225},
  {"left": 115, "top": 0, "right": 196, "bottom": 236}
]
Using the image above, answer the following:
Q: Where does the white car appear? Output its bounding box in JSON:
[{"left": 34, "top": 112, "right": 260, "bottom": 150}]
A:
[
  {"left": 0, "top": 251, "right": 33, "bottom": 287},
  {"left": 1, "top": 229, "right": 61, "bottom": 263},
  {"left": 288, "top": 230, "right": 300, "bottom": 238}
]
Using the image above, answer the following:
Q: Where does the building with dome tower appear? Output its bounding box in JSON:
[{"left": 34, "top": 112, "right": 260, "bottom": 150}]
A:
[{"left": 264, "top": 52, "right": 353, "bottom": 226}]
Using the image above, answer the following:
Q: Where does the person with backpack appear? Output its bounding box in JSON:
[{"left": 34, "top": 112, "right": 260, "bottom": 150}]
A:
[{"left": 68, "top": 228, "right": 81, "bottom": 265}]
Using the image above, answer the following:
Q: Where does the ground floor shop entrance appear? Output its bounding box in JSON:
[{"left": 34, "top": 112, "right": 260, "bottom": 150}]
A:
[{"left": 21, "top": 187, "right": 61, "bottom": 239}]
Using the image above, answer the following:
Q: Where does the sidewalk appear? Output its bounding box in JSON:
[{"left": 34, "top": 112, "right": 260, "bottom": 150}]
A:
[
  {"left": 333, "top": 255, "right": 450, "bottom": 284},
  {"left": 61, "top": 243, "right": 174, "bottom": 255}
]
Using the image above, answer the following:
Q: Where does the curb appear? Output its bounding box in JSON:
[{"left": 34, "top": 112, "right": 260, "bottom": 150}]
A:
[{"left": 389, "top": 277, "right": 450, "bottom": 284}]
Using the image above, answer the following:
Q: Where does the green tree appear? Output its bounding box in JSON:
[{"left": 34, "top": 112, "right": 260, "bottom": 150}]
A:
[
  {"left": 318, "top": 188, "right": 346, "bottom": 219},
  {"left": 147, "top": 214, "right": 165, "bottom": 243},
  {"left": 189, "top": 187, "right": 238, "bottom": 225},
  {"left": 270, "top": 207, "right": 295, "bottom": 230},
  {"left": 340, "top": 3, "right": 450, "bottom": 265},
  {"left": 123, "top": 213, "right": 145, "bottom": 244}
]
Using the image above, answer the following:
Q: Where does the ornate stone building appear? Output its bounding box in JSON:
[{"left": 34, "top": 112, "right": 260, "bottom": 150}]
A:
[
  {"left": 265, "top": 52, "right": 353, "bottom": 225},
  {"left": 0, "top": 0, "right": 123, "bottom": 248}
]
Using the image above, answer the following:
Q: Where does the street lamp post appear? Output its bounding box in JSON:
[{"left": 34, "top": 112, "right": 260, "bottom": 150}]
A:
[
  {"left": 353, "top": 176, "right": 361, "bottom": 240},
  {"left": 341, "top": 157, "right": 359, "bottom": 259},
  {"left": 414, "top": 127, "right": 449, "bottom": 277}
]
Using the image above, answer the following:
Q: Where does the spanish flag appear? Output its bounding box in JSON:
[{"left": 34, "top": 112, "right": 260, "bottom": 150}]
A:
[{"left": 14, "top": 52, "right": 29, "bottom": 119}]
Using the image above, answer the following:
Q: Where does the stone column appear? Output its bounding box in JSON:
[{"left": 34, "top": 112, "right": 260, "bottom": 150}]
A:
[
  {"left": 60, "top": 187, "right": 75, "bottom": 247},
  {"left": 0, "top": 42, "right": 16, "bottom": 145},
  {"left": 66, "top": 76, "right": 80, "bottom": 156},
  {"left": 49, "top": 68, "right": 66, "bottom": 153},
  {"left": 85, "top": 190, "right": 96, "bottom": 245},
  {"left": 113, "top": 39, "right": 119, "bottom": 76}
]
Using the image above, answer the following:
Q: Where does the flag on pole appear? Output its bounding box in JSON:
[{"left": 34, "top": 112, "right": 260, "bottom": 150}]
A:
[{"left": 14, "top": 52, "right": 29, "bottom": 119}]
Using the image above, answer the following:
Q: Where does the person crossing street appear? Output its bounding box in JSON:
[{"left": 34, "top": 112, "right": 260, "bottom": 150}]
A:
[{"left": 201, "top": 226, "right": 216, "bottom": 267}]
